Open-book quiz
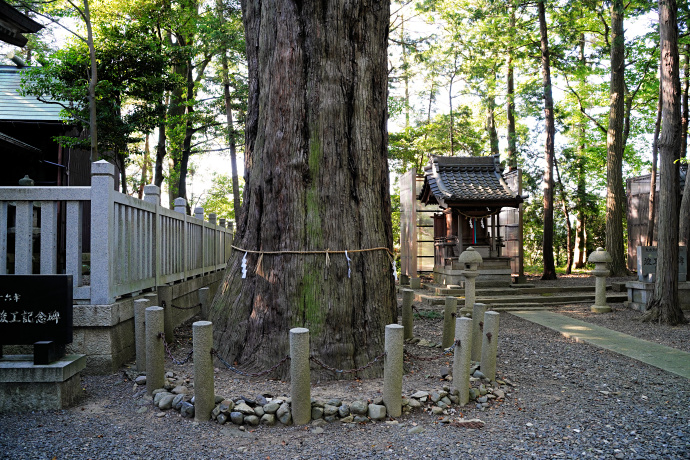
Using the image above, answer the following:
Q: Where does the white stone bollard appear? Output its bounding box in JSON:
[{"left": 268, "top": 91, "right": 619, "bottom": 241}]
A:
[
  {"left": 157, "top": 284, "right": 174, "bottom": 342},
  {"left": 452, "top": 317, "right": 473, "bottom": 406},
  {"left": 193, "top": 321, "right": 214, "bottom": 422},
  {"left": 194, "top": 207, "right": 204, "bottom": 221},
  {"left": 480, "top": 311, "right": 500, "bottom": 381},
  {"left": 145, "top": 306, "right": 165, "bottom": 395},
  {"left": 134, "top": 298, "right": 150, "bottom": 372},
  {"left": 143, "top": 184, "right": 160, "bottom": 205},
  {"left": 442, "top": 296, "right": 457, "bottom": 348},
  {"left": 401, "top": 289, "right": 414, "bottom": 340},
  {"left": 290, "top": 328, "right": 311, "bottom": 425},
  {"left": 383, "top": 324, "right": 403, "bottom": 418},
  {"left": 198, "top": 287, "right": 210, "bottom": 320},
  {"left": 471, "top": 303, "right": 487, "bottom": 362}
]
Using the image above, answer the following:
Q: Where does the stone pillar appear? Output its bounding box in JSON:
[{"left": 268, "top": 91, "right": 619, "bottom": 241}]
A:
[
  {"left": 174, "top": 197, "right": 187, "bottom": 214},
  {"left": 90, "top": 161, "right": 115, "bottom": 304},
  {"left": 145, "top": 306, "right": 165, "bottom": 395},
  {"left": 410, "top": 277, "right": 422, "bottom": 289},
  {"left": 219, "top": 218, "right": 226, "bottom": 228},
  {"left": 208, "top": 213, "right": 217, "bottom": 226},
  {"left": 290, "top": 327, "right": 311, "bottom": 425},
  {"left": 143, "top": 184, "right": 160, "bottom": 205},
  {"left": 442, "top": 296, "right": 457, "bottom": 348},
  {"left": 194, "top": 207, "right": 204, "bottom": 221},
  {"left": 400, "top": 274, "right": 410, "bottom": 285},
  {"left": 471, "top": 303, "right": 487, "bottom": 362},
  {"left": 134, "top": 298, "right": 150, "bottom": 372},
  {"left": 452, "top": 317, "right": 473, "bottom": 406},
  {"left": 401, "top": 289, "right": 414, "bottom": 340},
  {"left": 588, "top": 247, "right": 613, "bottom": 313},
  {"left": 458, "top": 247, "right": 482, "bottom": 316},
  {"left": 157, "top": 284, "right": 174, "bottom": 342},
  {"left": 480, "top": 311, "right": 500, "bottom": 382},
  {"left": 198, "top": 287, "right": 210, "bottom": 320},
  {"left": 383, "top": 324, "right": 403, "bottom": 418},
  {"left": 193, "top": 320, "right": 214, "bottom": 422}
]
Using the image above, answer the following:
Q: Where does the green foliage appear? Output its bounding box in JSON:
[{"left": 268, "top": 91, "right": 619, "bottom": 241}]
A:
[{"left": 199, "top": 173, "right": 243, "bottom": 222}]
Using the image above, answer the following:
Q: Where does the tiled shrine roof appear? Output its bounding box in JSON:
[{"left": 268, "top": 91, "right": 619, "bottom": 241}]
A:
[{"left": 418, "top": 154, "right": 522, "bottom": 209}]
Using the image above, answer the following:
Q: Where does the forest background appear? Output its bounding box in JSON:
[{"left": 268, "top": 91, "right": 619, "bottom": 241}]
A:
[{"left": 2, "top": 0, "right": 685, "bottom": 277}]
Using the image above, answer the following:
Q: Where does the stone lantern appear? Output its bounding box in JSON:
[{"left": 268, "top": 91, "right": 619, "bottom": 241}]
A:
[
  {"left": 588, "top": 247, "right": 612, "bottom": 313},
  {"left": 458, "top": 247, "right": 483, "bottom": 315}
]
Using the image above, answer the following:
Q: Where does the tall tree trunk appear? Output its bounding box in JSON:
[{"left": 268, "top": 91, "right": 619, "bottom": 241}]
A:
[
  {"left": 605, "top": 0, "right": 627, "bottom": 276},
  {"left": 83, "top": 0, "right": 99, "bottom": 162},
  {"left": 645, "top": 0, "right": 686, "bottom": 325},
  {"left": 506, "top": 6, "right": 517, "bottom": 171},
  {"left": 647, "top": 79, "right": 662, "bottom": 246},
  {"left": 681, "top": 45, "right": 689, "bottom": 158},
  {"left": 574, "top": 33, "right": 587, "bottom": 269},
  {"left": 449, "top": 74, "right": 455, "bottom": 155},
  {"left": 554, "top": 157, "right": 573, "bottom": 274},
  {"left": 154, "top": 94, "right": 168, "bottom": 190},
  {"left": 487, "top": 98, "right": 499, "bottom": 156},
  {"left": 679, "top": 42, "right": 690, "bottom": 277},
  {"left": 210, "top": 0, "right": 396, "bottom": 378},
  {"left": 538, "top": 0, "right": 557, "bottom": 280}
]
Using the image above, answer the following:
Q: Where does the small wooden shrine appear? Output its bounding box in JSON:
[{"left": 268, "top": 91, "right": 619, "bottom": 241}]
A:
[{"left": 417, "top": 154, "right": 524, "bottom": 286}]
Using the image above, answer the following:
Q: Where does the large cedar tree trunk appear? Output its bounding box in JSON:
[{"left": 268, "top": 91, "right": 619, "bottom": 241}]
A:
[
  {"left": 605, "top": 0, "right": 627, "bottom": 276},
  {"left": 538, "top": 0, "right": 557, "bottom": 280},
  {"left": 506, "top": 6, "right": 517, "bottom": 171},
  {"left": 645, "top": 0, "right": 686, "bottom": 325},
  {"left": 210, "top": 0, "right": 396, "bottom": 379}
]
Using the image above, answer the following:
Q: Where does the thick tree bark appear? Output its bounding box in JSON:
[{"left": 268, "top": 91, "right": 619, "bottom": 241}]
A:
[
  {"left": 210, "top": 0, "right": 396, "bottom": 379},
  {"left": 506, "top": 6, "right": 517, "bottom": 171},
  {"left": 605, "top": 0, "right": 627, "bottom": 276},
  {"left": 538, "top": 0, "right": 557, "bottom": 280},
  {"left": 645, "top": 0, "right": 686, "bottom": 325},
  {"left": 647, "top": 80, "right": 661, "bottom": 246},
  {"left": 681, "top": 45, "right": 689, "bottom": 158}
]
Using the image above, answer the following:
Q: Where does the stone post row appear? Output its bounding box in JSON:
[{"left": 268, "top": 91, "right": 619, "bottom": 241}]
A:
[
  {"left": 471, "top": 302, "right": 487, "bottom": 362},
  {"left": 145, "top": 306, "right": 165, "bottom": 395}
]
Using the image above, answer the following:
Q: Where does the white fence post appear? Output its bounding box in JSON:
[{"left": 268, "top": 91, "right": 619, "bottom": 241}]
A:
[
  {"left": 90, "top": 161, "right": 115, "bottom": 304},
  {"left": 144, "top": 185, "right": 161, "bottom": 288},
  {"left": 174, "top": 198, "right": 188, "bottom": 279}
]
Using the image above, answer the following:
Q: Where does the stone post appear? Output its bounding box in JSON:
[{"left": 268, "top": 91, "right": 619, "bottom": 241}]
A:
[
  {"left": 145, "top": 306, "right": 165, "bottom": 395},
  {"left": 410, "top": 277, "right": 422, "bottom": 289},
  {"left": 134, "top": 298, "right": 150, "bottom": 372},
  {"left": 588, "top": 247, "right": 613, "bottom": 313},
  {"left": 383, "top": 324, "right": 403, "bottom": 417},
  {"left": 442, "top": 296, "right": 457, "bottom": 348},
  {"left": 228, "top": 221, "right": 234, "bottom": 234},
  {"left": 198, "top": 287, "right": 210, "bottom": 320},
  {"left": 452, "top": 317, "right": 473, "bottom": 406},
  {"left": 480, "top": 311, "right": 500, "bottom": 381},
  {"left": 194, "top": 207, "right": 204, "bottom": 221},
  {"left": 193, "top": 320, "right": 214, "bottom": 422},
  {"left": 219, "top": 218, "right": 226, "bottom": 228},
  {"left": 458, "top": 247, "right": 482, "bottom": 316},
  {"left": 400, "top": 274, "right": 410, "bottom": 285},
  {"left": 401, "top": 289, "right": 414, "bottom": 340},
  {"left": 174, "top": 197, "right": 187, "bottom": 214},
  {"left": 143, "top": 184, "right": 160, "bottom": 205},
  {"left": 471, "top": 303, "right": 487, "bottom": 362},
  {"left": 157, "top": 284, "right": 174, "bottom": 342},
  {"left": 290, "top": 327, "right": 311, "bottom": 425},
  {"left": 208, "top": 213, "right": 217, "bottom": 226},
  {"left": 90, "top": 161, "right": 115, "bottom": 304}
]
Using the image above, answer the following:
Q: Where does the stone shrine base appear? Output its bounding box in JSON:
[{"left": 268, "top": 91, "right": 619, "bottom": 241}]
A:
[
  {"left": 0, "top": 354, "right": 86, "bottom": 412},
  {"left": 433, "top": 257, "right": 512, "bottom": 288},
  {"left": 624, "top": 281, "right": 690, "bottom": 312}
]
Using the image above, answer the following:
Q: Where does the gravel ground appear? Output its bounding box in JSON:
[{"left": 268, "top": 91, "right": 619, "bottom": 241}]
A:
[{"left": 1, "top": 276, "right": 689, "bottom": 459}]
